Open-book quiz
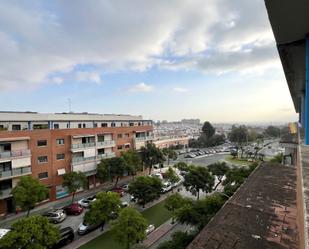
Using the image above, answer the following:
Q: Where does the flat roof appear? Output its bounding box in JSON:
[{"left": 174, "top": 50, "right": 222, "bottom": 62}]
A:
[
  {"left": 0, "top": 112, "right": 148, "bottom": 122},
  {"left": 188, "top": 163, "right": 299, "bottom": 249}
]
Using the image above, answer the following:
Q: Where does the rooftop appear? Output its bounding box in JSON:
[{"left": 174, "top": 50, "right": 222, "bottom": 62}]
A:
[{"left": 187, "top": 162, "right": 299, "bottom": 249}]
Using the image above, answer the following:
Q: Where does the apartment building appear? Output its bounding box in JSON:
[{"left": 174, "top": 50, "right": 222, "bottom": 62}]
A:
[{"left": 0, "top": 112, "right": 153, "bottom": 215}]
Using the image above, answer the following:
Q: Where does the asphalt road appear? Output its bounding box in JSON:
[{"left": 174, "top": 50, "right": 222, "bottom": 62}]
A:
[{"left": 173, "top": 152, "right": 229, "bottom": 167}]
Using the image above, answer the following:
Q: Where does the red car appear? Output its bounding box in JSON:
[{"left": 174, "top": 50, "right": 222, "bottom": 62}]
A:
[
  {"left": 63, "top": 203, "right": 83, "bottom": 215},
  {"left": 111, "top": 187, "right": 125, "bottom": 197}
]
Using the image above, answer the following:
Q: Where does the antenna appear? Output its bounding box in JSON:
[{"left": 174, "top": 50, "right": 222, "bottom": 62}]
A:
[{"left": 68, "top": 98, "right": 71, "bottom": 113}]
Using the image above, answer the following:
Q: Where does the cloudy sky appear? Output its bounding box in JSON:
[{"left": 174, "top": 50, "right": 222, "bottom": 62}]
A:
[{"left": 0, "top": 0, "right": 298, "bottom": 123}]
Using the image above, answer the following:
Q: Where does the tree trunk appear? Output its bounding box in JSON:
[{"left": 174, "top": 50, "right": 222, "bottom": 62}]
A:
[
  {"left": 26, "top": 207, "right": 30, "bottom": 217},
  {"left": 197, "top": 190, "right": 200, "bottom": 200},
  {"left": 213, "top": 180, "right": 222, "bottom": 191},
  {"left": 72, "top": 192, "right": 75, "bottom": 204},
  {"left": 148, "top": 165, "right": 152, "bottom": 175},
  {"left": 115, "top": 176, "right": 119, "bottom": 187}
]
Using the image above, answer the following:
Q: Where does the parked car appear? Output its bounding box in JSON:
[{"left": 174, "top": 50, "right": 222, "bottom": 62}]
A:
[
  {"left": 42, "top": 209, "right": 66, "bottom": 224},
  {"left": 146, "top": 224, "right": 155, "bottom": 235},
  {"left": 63, "top": 203, "right": 83, "bottom": 215},
  {"left": 122, "top": 184, "right": 129, "bottom": 192},
  {"left": 184, "top": 153, "right": 195, "bottom": 158},
  {"left": 78, "top": 220, "right": 102, "bottom": 235},
  {"left": 52, "top": 227, "right": 74, "bottom": 249},
  {"left": 121, "top": 201, "right": 129, "bottom": 208},
  {"left": 161, "top": 181, "right": 172, "bottom": 193},
  {"left": 111, "top": 187, "right": 125, "bottom": 197},
  {"left": 78, "top": 195, "right": 97, "bottom": 208}
]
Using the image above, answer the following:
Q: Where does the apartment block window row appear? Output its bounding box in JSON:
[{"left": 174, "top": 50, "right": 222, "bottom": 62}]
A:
[
  {"left": 38, "top": 156, "right": 48, "bottom": 164},
  {"left": 38, "top": 172, "right": 48, "bottom": 179},
  {"left": 56, "top": 139, "right": 65, "bottom": 145},
  {"left": 37, "top": 140, "right": 47, "bottom": 147},
  {"left": 56, "top": 153, "right": 65, "bottom": 160}
]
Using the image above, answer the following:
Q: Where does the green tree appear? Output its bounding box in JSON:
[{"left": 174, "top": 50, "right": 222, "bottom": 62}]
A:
[
  {"left": 183, "top": 166, "right": 214, "bottom": 200},
  {"left": 174, "top": 162, "right": 190, "bottom": 172},
  {"left": 202, "top": 121, "right": 215, "bottom": 140},
  {"left": 84, "top": 191, "right": 121, "bottom": 226},
  {"left": 128, "top": 176, "right": 163, "bottom": 208},
  {"left": 140, "top": 143, "right": 165, "bottom": 175},
  {"left": 228, "top": 125, "right": 248, "bottom": 157},
  {"left": 111, "top": 207, "right": 148, "bottom": 249},
  {"left": 12, "top": 176, "right": 48, "bottom": 217},
  {"left": 62, "top": 171, "right": 87, "bottom": 204},
  {"left": 96, "top": 158, "right": 111, "bottom": 183},
  {"left": 157, "top": 231, "right": 195, "bottom": 249},
  {"left": 0, "top": 215, "right": 60, "bottom": 249},
  {"left": 164, "top": 167, "right": 180, "bottom": 192},
  {"left": 208, "top": 162, "right": 229, "bottom": 190},
  {"left": 121, "top": 149, "right": 143, "bottom": 179},
  {"left": 264, "top": 125, "right": 280, "bottom": 138},
  {"left": 162, "top": 148, "right": 178, "bottom": 165},
  {"left": 175, "top": 193, "right": 225, "bottom": 230}
]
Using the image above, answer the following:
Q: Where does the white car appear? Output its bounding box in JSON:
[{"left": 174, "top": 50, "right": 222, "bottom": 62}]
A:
[
  {"left": 0, "top": 229, "right": 10, "bottom": 239},
  {"left": 161, "top": 182, "right": 172, "bottom": 193},
  {"left": 146, "top": 224, "right": 155, "bottom": 235},
  {"left": 78, "top": 196, "right": 97, "bottom": 208}
]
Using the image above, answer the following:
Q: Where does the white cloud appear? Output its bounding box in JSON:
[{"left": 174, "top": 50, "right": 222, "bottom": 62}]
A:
[
  {"left": 128, "top": 83, "right": 154, "bottom": 93},
  {"left": 173, "top": 87, "right": 188, "bottom": 92},
  {"left": 75, "top": 71, "right": 101, "bottom": 84},
  {"left": 0, "top": 0, "right": 278, "bottom": 91},
  {"left": 51, "top": 77, "right": 63, "bottom": 85}
]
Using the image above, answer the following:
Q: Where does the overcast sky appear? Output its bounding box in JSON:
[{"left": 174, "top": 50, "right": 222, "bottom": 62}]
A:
[{"left": 0, "top": 0, "right": 298, "bottom": 123}]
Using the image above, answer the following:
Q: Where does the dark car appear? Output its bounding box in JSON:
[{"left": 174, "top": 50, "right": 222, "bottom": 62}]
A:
[
  {"left": 52, "top": 227, "right": 74, "bottom": 249},
  {"left": 63, "top": 203, "right": 83, "bottom": 215}
]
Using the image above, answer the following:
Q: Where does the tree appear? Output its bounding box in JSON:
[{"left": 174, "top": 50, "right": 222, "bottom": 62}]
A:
[
  {"left": 164, "top": 193, "right": 192, "bottom": 222},
  {"left": 62, "top": 171, "right": 87, "bottom": 204},
  {"left": 175, "top": 193, "right": 226, "bottom": 230},
  {"left": 157, "top": 231, "right": 195, "bottom": 249},
  {"left": 121, "top": 149, "right": 143, "bottom": 178},
  {"left": 97, "top": 158, "right": 111, "bottom": 183},
  {"left": 12, "top": 176, "right": 48, "bottom": 217},
  {"left": 128, "top": 176, "right": 163, "bottom": 208},
  {"left": 183, "top": 166, "right": 214, "bottom": 200},
  {"left": 84, "top": 191, "right": 121, "bottom": 226},
  {"left": 264, "top": 125, "right": 280, "bottom": 138},
  {"left": 162, "top": 148, "right": 178, "bottom": 165},
  {"left": 228, "top": 125, "right": 248, "bottom": 157},
  {"left": 0, "top": 215, "right": 60, "bottom": 249},
  {"left": 111, "top": 207, "right": 148, "bottom": 249},
  {"left": 208, "top": 162, "right": 229, "bottom": 190},
  {"left": 164, "top": 167, "right": 180, "bottom": 192},
  {"left": 174, "top": 162, "right": 190, "bottom": 172},
  {"left": 202, "top": 121, "right": 215, "bottom": 140},
  {"left": 140, "top": 143, "right": 165, "bottom": 175}
]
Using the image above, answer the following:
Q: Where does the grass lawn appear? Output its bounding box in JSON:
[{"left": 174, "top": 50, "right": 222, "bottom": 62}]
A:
[
  {"left": 225, "top": 155, "right": 254, "bottom": 166},
  {"left": 79, "top": 200, "right": 172, "bottom": 249}
]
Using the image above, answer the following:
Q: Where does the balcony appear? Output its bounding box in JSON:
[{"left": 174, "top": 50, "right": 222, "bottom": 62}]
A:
[
  {"left": 71, "top": 142, "right": 95, "bottom": 151},
  {"left": 135, "top": 136, "right": 154, "bottom": 142},
  {"left": 97, "top": 140, "right": 116, "bottom": 148},
  {"left": 72, "top": 161, "right": 97, "bottom": 176},
  {"left": 0, "top": 149, "right": 31, "bottom": 160},
  {"left": 97, "top": 152, "right": 116, "bottom": 160},
  {"left": 0, "top": 188, "right": 12, "bottom": 199},
  {"left": 72, "top": 156, "right": 96, "bottom": 165},
  {"left": 0, "top": 166, "right": 32, "bottom": 180}
]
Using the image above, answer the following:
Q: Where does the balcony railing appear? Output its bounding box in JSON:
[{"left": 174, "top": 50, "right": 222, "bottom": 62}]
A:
[
  {"left": 0, "top": 166, "right": 32, "bottom": 179},
  {"left": 135, "top": 136, "right": 154, "bottom": 141},
  {"left": 0, "top": 149, "right": 31, "bottom": 160},
  {"left": 97, "top": 140, "right": 116, "bottom": 148},
  {"left": 0, "top": 188, "right": 12, "bottom": 199},
  {"left": 72, "top": 156, "right": 96, "bottom": 165},
  {"left": 97, "top": 152, "right": 116, "bottom": 159},
  {"left": 71, "top": 142, "right": 95, "bottom": 150}
]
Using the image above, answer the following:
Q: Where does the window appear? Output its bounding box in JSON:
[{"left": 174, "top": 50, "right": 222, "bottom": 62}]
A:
[
  {"left": 33, "top": 124, "right": 48, "bottom": 129},
  {"left": 12, "top": 124, "right": 21, "bottom": 130},
  {"left": 101, "top": 123, "right": 108, "bottom": 127},
  {"left": 129, "top": 123, "right": 134, "bottom": 127},
  {"left": 37, "top": 140, "right": 47, "bottom": 147},
  {"left": 83, "top": 124, "right": 86, "bottom": 128},
  {"left": 78, "top": 124, "right": 82, "bottom": 128},
  {"left": 56, "top": 139, "right": 65, "bottom": 145},
  {"left": 38, "top": 172, "right": 48, "bottom": 179},
  {"left": 117, "top": 145, "right": 123, "bottom": 150},
  {"left": 124, "top": 133, "right": 130, "bottom": 138},
  {"left": 94, "top": 123, "right": 97, "bottom": 128},
  {"left": 54, "top": 124, "right": 59, "bottom": 129},
  {"left": 117, "top": 134, "right": 123, "bottom": 139},
  {"left": 56, "top": 153, "right": 65, "bottom": 160},
  {"left": 124, "top": 144, "right": 130, "bottom": 149},
  {"left": 67, "top": 123, "right": 70, "bottom": 128},
  {"left": 111, "top": 122, "right": 116, "bottom": 127},
  {"left": 38, "top": 156, "right": 48, "bottom": 164}
]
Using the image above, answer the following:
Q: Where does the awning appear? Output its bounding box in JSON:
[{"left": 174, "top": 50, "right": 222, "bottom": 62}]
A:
[
  {"left": 0, "top": 137, "right": 30, "bottom": 142},
  {"left": 57, "top": 168, "right": 66, "bottom": 176},
  {"left": 72, "top": 134, "right": 95, "bottom": 139}
]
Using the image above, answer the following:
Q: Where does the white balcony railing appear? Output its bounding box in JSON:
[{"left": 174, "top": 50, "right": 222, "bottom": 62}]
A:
[
  {"left": 72, "top": 156, "right": 96, "bottom": 165},
  {"left": 97, "top": 140, "right": 116, "bottom": 148},
  {"left": 71, "top": 142, "right": 95, "bottom": 150},
  {"left": 0, "top": 149, "right": 31, "bottom": 160},
  {"left": 0, "top": 166, "right": 32, "bottom": 179},
  {"left": 135, "top": 136, "right": 154, "bottom": 141},
  {"left": 97, "top": 152, "right": 116, "bottom": 160},
  {"left": 0, "top": 188, "right": 12, "bottom": 199}
]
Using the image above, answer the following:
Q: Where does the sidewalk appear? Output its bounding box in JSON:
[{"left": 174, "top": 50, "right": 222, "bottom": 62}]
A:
[{"left": 0, "top": 174, "right": 144, "bottom": 228}]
